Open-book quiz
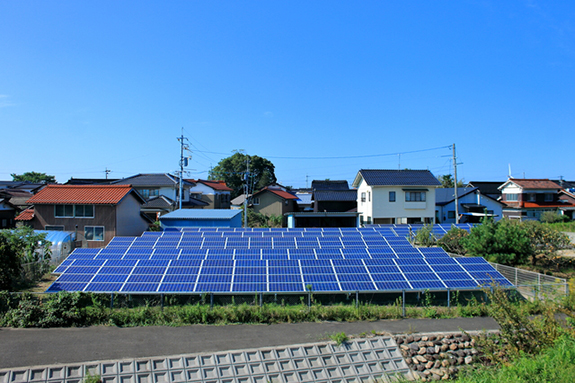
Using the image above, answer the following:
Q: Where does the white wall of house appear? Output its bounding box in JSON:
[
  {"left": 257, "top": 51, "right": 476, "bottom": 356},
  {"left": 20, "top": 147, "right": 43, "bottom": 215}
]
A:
[
  {"left": 189, "top": 183, "right": 214, "bottom": 197},
  {"left": 356, "top": 179, "right": 437, "bottom": 224}
]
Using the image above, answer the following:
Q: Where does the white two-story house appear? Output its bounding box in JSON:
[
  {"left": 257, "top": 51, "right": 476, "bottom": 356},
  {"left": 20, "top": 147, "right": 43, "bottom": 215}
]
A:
[{"left": 352, "top": 169, "right": 441, "bottom": 225}]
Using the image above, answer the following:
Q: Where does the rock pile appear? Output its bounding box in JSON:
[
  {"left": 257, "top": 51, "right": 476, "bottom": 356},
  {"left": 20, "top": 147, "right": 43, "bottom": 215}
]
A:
[{"left": 395, "top": 333, "right": 480, "bottom": 381}]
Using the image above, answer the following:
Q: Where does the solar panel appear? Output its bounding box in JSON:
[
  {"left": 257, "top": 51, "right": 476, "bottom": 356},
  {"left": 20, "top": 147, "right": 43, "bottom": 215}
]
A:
[{"left": 49, "top": 225, "right": 513, "bottom": 294}]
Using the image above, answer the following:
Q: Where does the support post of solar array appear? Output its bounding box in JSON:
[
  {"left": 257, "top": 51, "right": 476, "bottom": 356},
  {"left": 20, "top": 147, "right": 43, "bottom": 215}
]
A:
[
  {"left": 110, "top": 293, "right": 114, "bottom": 309},
  {"left": 447, "top": 288, "right": 450, "bottom": 308},
  {"left": 402, "top": 290, "right": 406, "bottom": 318},
  {"left": 355, "top": 291, "right": 359, "bottom": 309}
]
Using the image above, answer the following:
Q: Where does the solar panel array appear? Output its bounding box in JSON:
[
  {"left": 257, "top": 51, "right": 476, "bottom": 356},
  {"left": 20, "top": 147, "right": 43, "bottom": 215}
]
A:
[
  {"left": 47, "top": 226, "right": 510, "bottom": 294},
  {"left": 366, "top": 223, "right": 475, "bottom": 239}
]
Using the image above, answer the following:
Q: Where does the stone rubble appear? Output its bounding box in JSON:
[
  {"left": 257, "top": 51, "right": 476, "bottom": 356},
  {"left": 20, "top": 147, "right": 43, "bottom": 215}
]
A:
[{"left": 395, "top": 332, "right": 481, "bottom": 381}]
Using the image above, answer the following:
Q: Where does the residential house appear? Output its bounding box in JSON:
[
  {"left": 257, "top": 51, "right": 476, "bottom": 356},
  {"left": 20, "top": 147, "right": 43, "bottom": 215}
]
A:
[
  {"left": 311, "top": 180, "right": 357, "bottom": 213},
  {"left": 0, "top": 197, "right": 17, "bottom": 229},
  {"left": 112, "top": 174, "right": 206, "bottom": 220},
  {"left": 498, "top": 178, "right": 575, "bottom": 220},
  {"left": 352, "top": 169, "right": 441, "bottom": 225},
  {"left": 187, "top": 179, "right": 232, "bottom": 209},
  {"left": 251, "top": 186, "right": 299, "bottom": 223},
  {"left": 435, "top": 187, "right": 504, "bottom": 224},
  {"left": 16, "top": 184, "right": 149, "bottom": 247},
  {"left": 465, "top": 181, "right": 503, "bottom": 200}
]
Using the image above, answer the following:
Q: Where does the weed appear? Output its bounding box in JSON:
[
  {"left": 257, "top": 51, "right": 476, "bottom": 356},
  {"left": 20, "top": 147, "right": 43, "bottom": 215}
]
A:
[{"left": 330, "top": 332, "right": 349, "bottom": 346}]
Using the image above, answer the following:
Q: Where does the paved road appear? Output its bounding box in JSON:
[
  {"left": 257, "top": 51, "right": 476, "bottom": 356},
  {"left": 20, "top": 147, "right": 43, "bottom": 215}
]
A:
[{"left": 0, "top": 317, "right": 499, "bottom": 369}]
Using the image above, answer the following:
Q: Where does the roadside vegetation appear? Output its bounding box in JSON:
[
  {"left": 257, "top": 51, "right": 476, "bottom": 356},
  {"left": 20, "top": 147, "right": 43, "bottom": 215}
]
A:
[
  {"left": 0, "top": 227, "right": 52, "bottom": 291},
  {"left": 427, "top": 218, "right": 575, "bottom": 278}
]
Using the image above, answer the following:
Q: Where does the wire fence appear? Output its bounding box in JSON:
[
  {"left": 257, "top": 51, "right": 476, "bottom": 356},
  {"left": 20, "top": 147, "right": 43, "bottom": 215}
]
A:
[{"left": 447, "top": 252, "right": 569, "bottom": 300}]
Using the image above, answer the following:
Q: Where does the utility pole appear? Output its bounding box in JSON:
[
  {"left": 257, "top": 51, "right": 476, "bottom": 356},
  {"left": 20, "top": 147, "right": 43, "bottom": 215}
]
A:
[
  {"left": 243, "top": 156, "right": 250, "bottom": 228},
  {"left": 452, "top": 143, "right": 459, "bottom": 224},
  {"left": 177, "top": 128, "right": 189, "bottom": 210}
]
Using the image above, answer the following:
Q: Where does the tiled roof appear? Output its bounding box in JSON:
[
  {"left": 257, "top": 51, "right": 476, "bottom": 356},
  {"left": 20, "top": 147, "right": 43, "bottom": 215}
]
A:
[
  {"left": 354, "top": 169, "right": 441, "bottom": 187},
  {"left": 311, "top": 180, "right": 349, "bottom": 191},
  {"left": 435, "top": 188, "right": 478, "bottom": 206},
  {"left": 15, "top": 207, "right": 34, "bottom": 221},
  {"left": 189, "top": 179, "right": 232, "bottom": 192},
  {"left": 505, "top": 179, "right": 561, "bottom": 190},
  {"left": 255, "top": 187, "right": 298, "bottom": 200},
  {"left": 26, "top": 185, "right": 137, "bottom": 205},
  {"left": 142, "top": 196, "right": 174, "bottom": 209},
  {"left": 113, "top": 174, "right": 193, "bottom": 187},
  {"left": 314, "top": 190, "right": 358, "bottom": 202}
]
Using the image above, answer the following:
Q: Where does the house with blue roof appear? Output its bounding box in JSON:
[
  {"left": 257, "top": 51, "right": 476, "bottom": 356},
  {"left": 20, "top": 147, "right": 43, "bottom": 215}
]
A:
[
  {"left": 435, "top": 187, "right": 503, "bottom": 224},
  {"left": 352, "top": 169, "right": 441, "bottom": 225}
]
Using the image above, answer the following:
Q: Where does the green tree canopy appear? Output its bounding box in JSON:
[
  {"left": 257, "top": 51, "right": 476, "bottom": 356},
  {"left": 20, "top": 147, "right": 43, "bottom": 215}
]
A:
[
  {"left": 208, "top": 152, "right": 277, "bottom": 199},
  {"left": 438, "top": 174, "right": 464, "bottom": 188},
  {"left": 11, "top": 172, "right": 56, "bottom": 183}
]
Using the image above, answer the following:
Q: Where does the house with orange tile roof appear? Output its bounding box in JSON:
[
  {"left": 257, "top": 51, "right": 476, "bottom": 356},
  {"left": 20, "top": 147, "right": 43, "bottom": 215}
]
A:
[
  {"left": 15, "top": 184, "right": 149, "bottom": 247},
  {"left": 187, "top": 179, "right": 232, "bottom": 209},
  {"left": 250, "top": 186, "right": 299, "bottom": 224},
  {"left": 498, "top": 178, "right": 575, "bottom": 220}
]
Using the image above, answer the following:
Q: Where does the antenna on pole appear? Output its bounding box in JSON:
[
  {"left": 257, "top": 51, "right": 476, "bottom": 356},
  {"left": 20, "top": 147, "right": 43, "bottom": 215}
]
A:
[{"left": 104, "top": 168, "right": 111, "bottom": 180}]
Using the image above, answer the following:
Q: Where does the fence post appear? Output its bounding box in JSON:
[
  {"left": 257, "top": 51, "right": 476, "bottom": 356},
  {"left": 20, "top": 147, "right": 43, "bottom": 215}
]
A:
[
  {"left": 447, "top": 288, "right": 451, "bottom": 308},
  {"left": 110, "top": 293, "right": 114, "bottom": 309},
  {"left": 515, "top": 268, "right": 518, "bottom": 286},
  {"left": 259, "top": 293, "right": 263, "bottom": 307},
  {"left": 210, "top": 293, "right": 214, "bottom": 310},
  {"left": 160, "top": 294, "right": 164, "bottom": 311},
  {"left": 402, "top": 290, "right": 406, "bottom": 318},
  {"left": 355, "top": 291, "right": 359, "bottom": 309}
]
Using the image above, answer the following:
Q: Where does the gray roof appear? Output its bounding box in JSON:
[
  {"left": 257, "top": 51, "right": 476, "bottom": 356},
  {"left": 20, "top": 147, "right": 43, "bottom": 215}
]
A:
[
  {"left": 435, "top": 188, "right": 477, "bottom": 206},
  {"left": 142, "top": 196, "right": 174, "bottom": 209},
  {"left": 113, "top": 174, "right": 194, "bottom": 187},
  {"left": 354, "top": 170, "right": 441, "bottom": 187},
  {"left": 311, "top": 180, "right": 349, "bottom": 191},
  {"left": 160, "top": 209, "right": 241, "bottom": 220},
  {"left": 313, "top": 190, "right": 357, "bottom": 202}
]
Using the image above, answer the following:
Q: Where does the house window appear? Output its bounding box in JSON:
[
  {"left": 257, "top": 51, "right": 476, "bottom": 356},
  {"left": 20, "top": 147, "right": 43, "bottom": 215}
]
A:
[
  {"left": 252, "top": 197, "right": 260, "bottom": 205},
  {"left": 361, "top": 192, "right": 366, "bottom": 202},
  {"left": 506, "top": 194, "right": 519, "bottom": 201},
  {"left": 85, "top": 226, "right": 104, "bottom": 241},
  {"left": 544, "top": 193, "right": 553, "bottom": 202},
  {"left": 45, "top": 225, "right": 64, "bottom": 231},
  {"left": 55, "top": 205, "right": 94, "bottom": 218},
  {"left": 139, "top": 189, "right": 159, "bottom": 199},
  {"left": 405, "top": 192, "right": 426, "bottom": 202},
  {"left": 447, "top": 211, "right": 455, "bottom": 219},
  {"left": 527, "top": 194, "right": 536, "bottom": 202},
  {"left": 389, "top": 191, "right": 396, "bottom": 202}
]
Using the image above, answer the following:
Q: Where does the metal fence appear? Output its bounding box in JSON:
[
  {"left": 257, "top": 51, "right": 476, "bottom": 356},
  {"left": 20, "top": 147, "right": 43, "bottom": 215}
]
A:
[
  {"left": 448, "top": 252, "right": 569, "bottom": 300},
  {"left": 488, "top": 262, "right": 569, "bottom": 300}
]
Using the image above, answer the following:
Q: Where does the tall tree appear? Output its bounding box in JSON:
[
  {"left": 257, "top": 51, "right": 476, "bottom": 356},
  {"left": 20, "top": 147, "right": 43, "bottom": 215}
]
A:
[
  {"left": 209, "top": 152, "right": 277, "bottom": 199},
  {"left": 11, "top": 171, "right": 56, "bottom": 183},
  {"left": 438, "top": 174, "right": 464, "bottom": 188}
]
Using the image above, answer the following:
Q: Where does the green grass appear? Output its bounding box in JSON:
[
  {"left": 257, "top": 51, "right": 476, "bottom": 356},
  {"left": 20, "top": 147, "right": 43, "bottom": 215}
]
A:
[
  {"left": 454, "top": 336, "right": 575, "bottom": 383},
  {"left": 546, "top": 221, "right": 575, "bottom": 233}
]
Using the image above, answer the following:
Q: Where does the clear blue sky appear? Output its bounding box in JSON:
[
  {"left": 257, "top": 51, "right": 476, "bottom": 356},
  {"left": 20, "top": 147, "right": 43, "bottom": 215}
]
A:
[{"left": 1, "top": 1, "right": 574, "bottom": 188}]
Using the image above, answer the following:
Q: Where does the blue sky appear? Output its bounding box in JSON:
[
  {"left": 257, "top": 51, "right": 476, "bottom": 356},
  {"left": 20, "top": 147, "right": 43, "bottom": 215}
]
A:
[{"left": 1, "top": 1, "right": 574, "bottom": 188}]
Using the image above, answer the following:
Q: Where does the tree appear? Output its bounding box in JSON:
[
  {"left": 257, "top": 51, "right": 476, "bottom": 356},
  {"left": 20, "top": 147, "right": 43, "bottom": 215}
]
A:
[
  {"left": 11, "top": 172, "right": 56, "bottom": 184},
  {"left": 208, "top": 152, "right": 277, "bottom": 199},
  {"left": 438, "top": 174, "right": 464, "bottom": 188}
]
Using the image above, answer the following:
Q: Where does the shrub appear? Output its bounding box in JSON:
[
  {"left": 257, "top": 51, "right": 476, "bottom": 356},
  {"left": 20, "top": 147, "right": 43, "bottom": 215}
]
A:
[
  {"left": 461, "top": 218, "right": 533, "bottom": 266},
  {"left": 413, "top": 224, "right": 436, "bottom": 247},
  {"left": 437, "top": 226, "right": 469, "bottom": 254}
]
